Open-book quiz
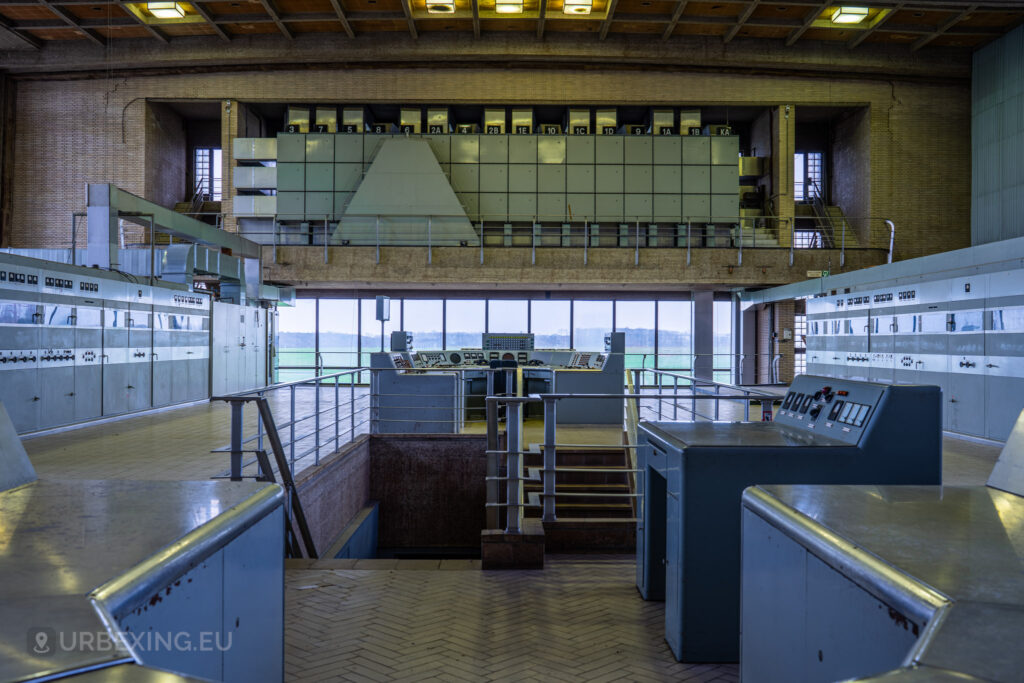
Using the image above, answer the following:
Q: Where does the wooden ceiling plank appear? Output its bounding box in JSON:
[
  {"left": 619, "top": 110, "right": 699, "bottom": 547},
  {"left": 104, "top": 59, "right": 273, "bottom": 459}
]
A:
[
  {"left": 660, "top": 0, "right": 688, "bottom": 40},
  {"left": 723, "top": 0, "right": 759, "bottom": 43},
  {"left": 326, "top": 0, "right": 356, "bottom": 37},
  {"left": 190, "top": 1, "right": 231, "bottom": 40},
  {"left": 599, "top": 0, "right": 619, "bottom": 39},
  {"left": 784, "top": 0, "right": 828, "bottom": 46},
  {"left": 912, "top": 3, "right": 976, "bottom": 50}
]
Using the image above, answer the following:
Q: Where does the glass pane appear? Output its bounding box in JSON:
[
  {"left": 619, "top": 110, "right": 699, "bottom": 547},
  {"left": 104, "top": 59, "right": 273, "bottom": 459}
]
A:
[
  {"left": 277, "top": 299, "right": 317, "bottom": 382},
  {"left": 713, "top": 300, "right": 733, "bottom": 383},
  {"left": 573, "top": 300, "right": 612, "bottom": 351},
  {"left": 794, "top": 152, "right": 805, "bottom": 201},
  {"left": 657, "top": 300, "right": 692, "bottom": 372},
  {"left": 359, "top": 298, "right": 402, "bottom": 368},
  {"left": 319, "top": 299, "right": 359, "bottom": 370},
  {"left": 404, "top": 299, "right": 444, "bottom": 350},
  {"left": 447, "top": 300, "right": 486, "bottom": 348},
  {"left": 487, "top": 300, "right": 528, "bottom": 334},
  {"left": 43, "top": 304, "right": 75, "bottom": 326},
  {"left": 532, "top": 300, "right": 570, "bottom": 348},
  {"left": 615, "top": 301, "right": 655, "bottom": 370}
]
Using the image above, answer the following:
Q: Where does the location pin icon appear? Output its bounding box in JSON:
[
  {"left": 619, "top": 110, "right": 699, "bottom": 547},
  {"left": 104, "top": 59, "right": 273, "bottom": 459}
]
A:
[{"left": 34, "top": 631, "right": 49, "bottom": 653}]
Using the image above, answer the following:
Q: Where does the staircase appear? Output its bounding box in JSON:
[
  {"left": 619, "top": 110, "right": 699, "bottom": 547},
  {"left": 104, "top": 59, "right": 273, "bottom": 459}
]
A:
[
  {"left": 735, "top": 223, "right": 780, "bottom": 247},
  {"left": 521, "top": 445, "right": 637, "bottom": 553}
]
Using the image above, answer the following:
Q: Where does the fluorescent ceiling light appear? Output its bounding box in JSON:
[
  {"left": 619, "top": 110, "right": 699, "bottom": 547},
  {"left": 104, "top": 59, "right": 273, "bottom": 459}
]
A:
[
  {"left": 563, "top": 0, "right": 591, "bottom": 15},
  {"left": 147, "top": 1, "right": 185, "bottom": 18},
  {"left": 426, "top": 0, "right": 455, "bottom": 12},
  {"left": 495, "top": 0, "right": 523, "bottom": 13},
  {"left": 831, "top": 6, "right": 869, "bottom": 24}
]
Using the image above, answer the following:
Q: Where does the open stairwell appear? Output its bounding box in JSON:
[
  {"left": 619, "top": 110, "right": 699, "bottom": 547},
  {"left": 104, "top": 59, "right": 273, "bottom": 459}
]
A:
[{"left": 521, "top": 444, "right": 637, "bottom": 553}]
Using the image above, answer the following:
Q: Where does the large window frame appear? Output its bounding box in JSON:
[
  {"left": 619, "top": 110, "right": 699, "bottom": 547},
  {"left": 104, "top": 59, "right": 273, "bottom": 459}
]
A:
[{"left": 274, "top": 295, "right": 726, "bottom": 384}]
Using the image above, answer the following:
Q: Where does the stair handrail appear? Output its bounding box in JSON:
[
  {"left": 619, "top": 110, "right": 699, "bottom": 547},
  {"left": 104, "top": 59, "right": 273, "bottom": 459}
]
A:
[
  {"left": 188, "top": 176, "right": 206, "bottom": 216},
  {"left": 807, "top": 177, "right": 837, "bottom": 248}
]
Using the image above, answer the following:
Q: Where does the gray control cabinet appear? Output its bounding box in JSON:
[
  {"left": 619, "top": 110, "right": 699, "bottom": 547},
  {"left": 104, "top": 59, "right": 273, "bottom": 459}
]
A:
[{"left": 635, "top": 375, "right": 942, "bottom": 662}]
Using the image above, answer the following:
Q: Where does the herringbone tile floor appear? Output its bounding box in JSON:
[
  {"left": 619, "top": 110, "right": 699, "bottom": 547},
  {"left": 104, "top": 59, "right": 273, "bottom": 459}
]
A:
[{"left": 285, "top": 555, "right": 739, "bottom": 683}]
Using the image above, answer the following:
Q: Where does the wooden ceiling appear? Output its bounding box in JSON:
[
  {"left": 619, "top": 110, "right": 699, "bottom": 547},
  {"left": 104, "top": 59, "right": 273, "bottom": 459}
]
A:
[{"left": 0, "top": 1, "right": 1021, "bottom": 50}]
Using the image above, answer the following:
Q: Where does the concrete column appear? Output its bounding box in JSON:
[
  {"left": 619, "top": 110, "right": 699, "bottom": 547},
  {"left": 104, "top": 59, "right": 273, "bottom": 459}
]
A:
[
  {"left": 771, "top": 105, "right": 796, "bottom": 248},
  {"left": 693, "top": 291, "right": 714, "bottom": 380},
  {"left": 740, "top": 305, "right": 757, "bottom": 385},
  {"left": 221, "top": 99, "right": 239, "bottom": 234},
  {"left": 774, "top": 300, "right": 796, "bottom": 384}
]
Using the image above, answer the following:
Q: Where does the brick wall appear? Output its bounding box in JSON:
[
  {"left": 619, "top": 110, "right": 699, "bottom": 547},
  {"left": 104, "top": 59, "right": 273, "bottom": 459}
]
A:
[{"left": 7, "top": 67, "right": 971, "bottom": 258}]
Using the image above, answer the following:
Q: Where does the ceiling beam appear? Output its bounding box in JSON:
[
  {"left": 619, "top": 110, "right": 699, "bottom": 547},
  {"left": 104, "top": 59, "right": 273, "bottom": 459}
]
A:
[
  {"left": 912, "top": 3, "right": 976, "bottom": 50},
  {"left": 471, "top": 0, "right": 479, "bottom": 38},
  {"left": 0, "top": 14, "right": 41, "bottom": 48},
  {"left": 536, "top": 0, "right": 546, "bottom": 39},
  {"left": 398, "top": 0, "right": 418, "bottom": 38},
  {"left": 723, "top": 0, "right": 760, "bottom": 43},
  {"left": 598, "top": 0, "right": 619, "bottom": 40},
  {"left": 784, "top": 0, "right": 828, "bottom": 45},
  {"left": 190, "top": 1, "right": 230, "bottom": 41},
  {"left": 38, "top": 0, "right": 106, "bottom": 45},
  {"left": 661, "top": 0, "right": 688, "bottom": 41},
  {"left": 326, "top": 0, "right": 356, "bottom": 37},
  {"left": 255, "top": 0, "right": 293, "bottom": 38}
]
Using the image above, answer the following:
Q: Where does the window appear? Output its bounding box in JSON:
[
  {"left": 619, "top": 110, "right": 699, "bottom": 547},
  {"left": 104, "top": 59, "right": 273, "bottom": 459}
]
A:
[
  {"left": 615, "top": 301, "right": 655, "bottom": 370},
  {"left": 713, "top": 300, "right": 733, "bottom": 383},
  {"left": 794, "top": 152, "right": 823, "bottom": 202},
  {"left": 194, "top": 147, "right": 223, "bottom": 201},
  {"left": 532, "top": 301, "right": 570, "bottom": 349},
  {"left": 793, "top": 231, "right": 824, "bottom": 249},
  {"left": 573, "top": 300, "right": 613, "bottom": 351},
  {"left": 656, "top": 301, "right": 692, "bottom": 372},
  {"left": 488, "top": 300, "right": 528, "bottom": 334},
  {"left": 446, "top": 300, "right": 485, "bottom": 348},
  {"left": 276, "top": 299, "right": 317, "bottom": 382},
  {"left": 404, "top": 299, "right": 444, "bottom": 350},
  {"left": 794, "top": 314, "right": 807, "bottom": 376},
  {"left": 318, "top": 299, "right": 359, "bottom": 371}
]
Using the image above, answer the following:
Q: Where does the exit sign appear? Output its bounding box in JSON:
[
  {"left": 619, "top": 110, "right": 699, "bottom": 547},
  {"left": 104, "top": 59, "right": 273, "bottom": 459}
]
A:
[{"left": 807, "top": 270, "right": 829, "bottom": 278}]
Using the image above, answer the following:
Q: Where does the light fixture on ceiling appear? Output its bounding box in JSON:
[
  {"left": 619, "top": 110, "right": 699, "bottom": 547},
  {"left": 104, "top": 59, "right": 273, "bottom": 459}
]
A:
[
  {"left": 426, "top": 0, "right": 455, "bottom": 12},
  {"left": 495, "top": 0, "right": 523, "bottom": 13},
  {"left": 147, "top": 1, "right": 185, "bottom": 18},
  {"left": 831, "top": 6, "right": 869, "bottom": 24},
  {"left": 563, "top": 0, "right": 591, "bottom": 15}
]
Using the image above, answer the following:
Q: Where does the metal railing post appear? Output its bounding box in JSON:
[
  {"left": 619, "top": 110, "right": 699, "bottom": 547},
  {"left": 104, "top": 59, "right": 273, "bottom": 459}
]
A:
[
  {"left": 686, "top": 220, "right": 692, "bottom": 267},
  {"left": 506, "top": 400, "right": 523, "bottom": 535},
  {"left": 673, "top": 376, "right": 679, "bottom": 420},
  {"left": 744, "top": 390, "right": 751, "bottom": 421},
  {"left": 427, "top": 216, "right": 432, "bottom": 265},
  {"left": 715, "top": 384, "right": 721, "bottom": 421},
  {"left": 480, "top": 221, "right": 484, "bottom": 265},
  {"left": 841, "top": 219, "right": 847, "bottom": 268},
  {"left": 531, "top": 222, "right": 537, "bottom": 266},
  {"left": 230, "top": 401, "right": 244, "bottom": 481},
  {"left": 350, "top": 373, "right": 356, "bottom": 441},
  {"left": 485, "top": 384, "right": 499, "bottom": 530},
  {"left": 584, "top": 221, "right": 589, "bottom": 266},
  {"left": 314, "top": 375, "right": 321, "bottom": 465},
  {"left": 375, "top": 215, "right": 381, "bottom": 264},
  {"left": 333, "top": 377, "right": 339, "bottom": 454},
  {"left": 289, "top": 383, "right": 296, "bottom": 472},
  {"left": 542, "top": 397, "right": 557, "bottom": 523},
  {"left": 256, "top": 392, "right": 264, "bottom": 454},
  {"left": 789, "top": 218, "right": 795, "bottom": 267},
  {"left": 635, "top": 220, "right": 640, "bottom": 266}
]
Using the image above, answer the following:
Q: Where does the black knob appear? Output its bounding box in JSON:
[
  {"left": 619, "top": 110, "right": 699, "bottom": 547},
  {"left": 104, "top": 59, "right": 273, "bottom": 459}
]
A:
[
  {"left": 32, "top": 396, "right": 39, "bottom": 401},
  {"left": 959, "top": 361, "right": 965, "bottom": 367},
  {"left": 19, "top": 356, "right": 27, "bottom": 362},
  {"left": 29, "top": 356, "right": 35, "bottom": 362}
]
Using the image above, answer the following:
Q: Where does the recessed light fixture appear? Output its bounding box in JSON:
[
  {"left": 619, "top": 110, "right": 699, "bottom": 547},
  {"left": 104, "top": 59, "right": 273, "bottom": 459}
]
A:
[
  {"left": 147, "top": 1, "right": 185, "bottom": 18},
  {"left": 831, "top": 6, "right": 869, "bottom": 24},
  {"left": 426, "top": 0, "right": 455, "bottom": 13},
  {"left": 563, "top": 0, "right": 592, "bottom": 14},
  {"left": 495, "top": 0, "right": 523, "bottom": 13}
]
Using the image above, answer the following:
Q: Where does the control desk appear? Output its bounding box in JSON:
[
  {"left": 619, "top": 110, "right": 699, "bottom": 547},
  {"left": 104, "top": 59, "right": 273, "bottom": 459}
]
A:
[
  {"left": 636, "top": 375, "right": 943, "bottom": 663},
  {"left": 372, "top": 332, "right": 625, "bottom": 429}
]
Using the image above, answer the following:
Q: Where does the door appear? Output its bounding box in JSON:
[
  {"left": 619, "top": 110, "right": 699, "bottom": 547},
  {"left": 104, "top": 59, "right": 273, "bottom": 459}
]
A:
[
  {"left": 102, "top": 305, "right": 131, "bottom": 415},
  {"left": 74, "top": 304, "right": 103, "bottom": 422},
  {"left": 917, "top": 280, "right": 952, "bottom": 430},
  {"left": 127, "top": 302, "right": 153, "bottom": 412},
  {"left": 985, "top": 270, "right": 1024, "bottom": 440},
  {"left": 0, "top": 298, "right": 41, "bottom": 432},
  {"left": 152, "top": 310, "right": 173, "bottom": 407},
  {"left": 39, "top": 299, "right": 76, "bottom": 429}
]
